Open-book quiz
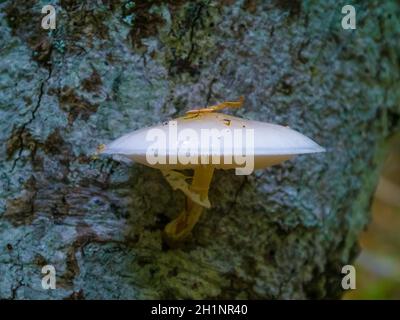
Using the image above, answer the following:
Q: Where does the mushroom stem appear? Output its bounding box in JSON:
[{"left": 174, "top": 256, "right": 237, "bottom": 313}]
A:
[{"left": 163, "top": 165, "right": 215, "bottom": 246}]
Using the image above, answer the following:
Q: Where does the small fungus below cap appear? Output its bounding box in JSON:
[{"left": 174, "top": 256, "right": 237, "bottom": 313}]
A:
[{"left": 99, "top": 97, "right": 325, "bottom": 246}]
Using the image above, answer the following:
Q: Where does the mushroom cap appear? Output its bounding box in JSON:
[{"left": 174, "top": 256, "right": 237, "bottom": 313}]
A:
[{"left": 101, "top": 113, "right": 325, "bottom": 170}]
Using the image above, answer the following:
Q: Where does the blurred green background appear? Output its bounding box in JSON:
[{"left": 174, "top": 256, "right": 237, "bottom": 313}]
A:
[{"left": 346, "top": 134, "right": 400, "bottom": 299}]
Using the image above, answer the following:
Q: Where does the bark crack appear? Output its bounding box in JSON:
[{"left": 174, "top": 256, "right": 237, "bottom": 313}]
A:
[{"left": 10, "top": 65, "right": 53, "bottom": 172}]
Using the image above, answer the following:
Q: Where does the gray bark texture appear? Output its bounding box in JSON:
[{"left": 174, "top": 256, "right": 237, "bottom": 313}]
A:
[{"left": 0, "top": 0, "right": 399, "bottom": 299}]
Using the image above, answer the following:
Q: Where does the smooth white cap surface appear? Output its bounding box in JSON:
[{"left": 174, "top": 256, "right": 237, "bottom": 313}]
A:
[{"left": 101, "top": 113, "right": 325, "bottom": 170}]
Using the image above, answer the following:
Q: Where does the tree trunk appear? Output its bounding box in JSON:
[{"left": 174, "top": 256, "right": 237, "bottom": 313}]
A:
[{"left": 0, "top": 0, "right": 399, "bottom": 299}]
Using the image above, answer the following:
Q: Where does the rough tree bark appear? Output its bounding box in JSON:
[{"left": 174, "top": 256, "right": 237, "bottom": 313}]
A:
[{"left": 0, "top": 0, "right": 399, "bottom": 299}]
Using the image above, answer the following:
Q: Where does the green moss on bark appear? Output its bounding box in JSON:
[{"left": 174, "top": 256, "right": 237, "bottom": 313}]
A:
[{"left": 0, "top": 0, "right": 399, "bottom": 299}]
